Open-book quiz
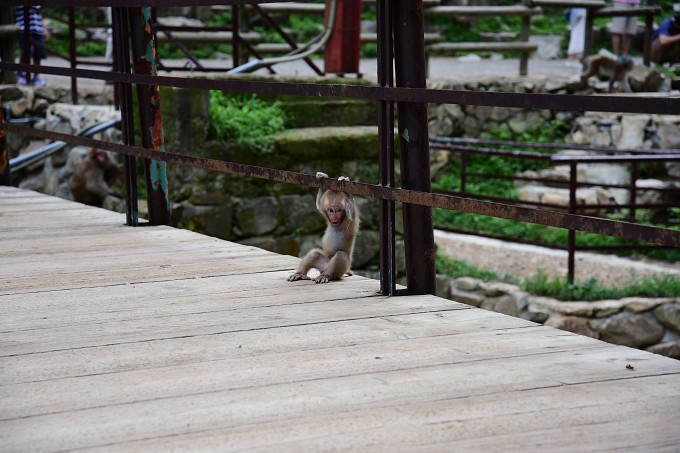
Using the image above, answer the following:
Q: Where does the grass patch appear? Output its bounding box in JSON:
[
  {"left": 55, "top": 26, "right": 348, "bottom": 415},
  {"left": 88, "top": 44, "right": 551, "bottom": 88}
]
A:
[
  {"left": 523, "top": 271, "right": 680, "bottom": 301},
  {"left": 436, "top": 255, "right": 680, "bottom": 301},
  {"left": 208, "top": 91, "right": 288, "bottom": 153},
  {"left": 432, "top": 120, "right": 680, "bottom": 264}
]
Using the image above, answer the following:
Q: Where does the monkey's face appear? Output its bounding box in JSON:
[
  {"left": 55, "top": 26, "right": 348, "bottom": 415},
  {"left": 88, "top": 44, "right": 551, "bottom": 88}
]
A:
[{"left": 326, "top": 205, "right": 345, "bottom": 226}]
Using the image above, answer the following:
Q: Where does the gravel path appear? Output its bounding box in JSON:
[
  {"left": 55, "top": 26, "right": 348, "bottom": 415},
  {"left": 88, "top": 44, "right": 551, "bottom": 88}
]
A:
[{"left": 434, "top": 230, "right": 680, "bottom": 288}]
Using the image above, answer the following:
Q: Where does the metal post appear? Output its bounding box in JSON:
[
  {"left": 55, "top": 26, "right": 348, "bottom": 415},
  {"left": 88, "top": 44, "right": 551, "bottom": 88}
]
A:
[
  {"left": 128, "top": 7, "right": 170, "bottom": 226},
  {"left": 22, "top": 7, "right": 31, "bottom": 83},
  {"left": 568, "top": 161, "right": 577, "bottom": 283},
  {"left": 393, "top": 0, "right": 436, "bottom": 296},
  {"left": 377, "top": 0, "right": 396, "bottom": 296},
  {"left": 629, "top": 161, "right": 638, "bottom": 222},
  {"left": 231, "top": 5, "right": 240, "bottom": 68},
  {"left": 114, "top": 7, "right": 139, "bottom": 226},
  {"left": 68, "top": 8, "right": 78, "bottom": 104},
  {"left": 643, "top": 13, "right": 653, "bottom": 66},
  {"left": 0, "top": 107, "right": 10, "bottom": 185},
  {"left": 583, "top": 8, "right": 594, "bottom": 61}
]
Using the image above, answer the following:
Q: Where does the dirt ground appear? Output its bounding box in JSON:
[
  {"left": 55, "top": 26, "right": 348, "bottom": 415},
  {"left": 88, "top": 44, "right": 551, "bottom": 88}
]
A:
[{"left": 434, "top": 230, "right": 680, "bottom": 288}]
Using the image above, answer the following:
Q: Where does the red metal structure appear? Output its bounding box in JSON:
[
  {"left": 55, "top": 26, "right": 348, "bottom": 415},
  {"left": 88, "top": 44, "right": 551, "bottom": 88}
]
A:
[{"left": 324, "top": 0, "right": 361, "bottom": 75}]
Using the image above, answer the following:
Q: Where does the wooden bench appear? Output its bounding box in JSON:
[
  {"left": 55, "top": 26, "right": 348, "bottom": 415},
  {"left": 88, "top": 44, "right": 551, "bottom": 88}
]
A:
[
  {"left": 252, "top": 32, "right": 442, "bottom": 55},
  {"left": 424, "top": 5, "right": 542, "bottom": 76}
]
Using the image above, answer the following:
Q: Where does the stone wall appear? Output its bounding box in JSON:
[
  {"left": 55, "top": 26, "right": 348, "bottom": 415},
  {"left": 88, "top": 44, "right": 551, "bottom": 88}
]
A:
[{"left": 437, "top": 275, "right": 680, "bottom": 360}]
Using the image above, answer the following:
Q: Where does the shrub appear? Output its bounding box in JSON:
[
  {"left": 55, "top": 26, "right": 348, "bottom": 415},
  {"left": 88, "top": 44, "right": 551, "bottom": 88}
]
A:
[{"left": 208, "top": 91, "right": 287, "bottom": 153}]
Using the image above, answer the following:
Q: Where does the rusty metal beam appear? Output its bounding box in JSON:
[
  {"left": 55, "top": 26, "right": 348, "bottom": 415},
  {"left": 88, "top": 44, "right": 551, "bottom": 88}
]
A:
[{"left": 8, "top": 123, "right": 678, "bottom": 249}]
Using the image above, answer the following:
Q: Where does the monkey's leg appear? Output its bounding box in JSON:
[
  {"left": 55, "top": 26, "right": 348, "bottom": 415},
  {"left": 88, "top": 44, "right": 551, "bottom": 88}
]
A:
[
  {"left": 314, "top": 251, "right": 350, "bottom": 284},
  {"left": 287, "top": 249, "right": 328, "bottom": 282}
]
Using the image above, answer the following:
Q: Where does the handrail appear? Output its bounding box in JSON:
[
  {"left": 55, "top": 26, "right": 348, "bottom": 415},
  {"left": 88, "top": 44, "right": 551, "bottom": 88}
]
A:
[{"left": 9, "top": 118, "right": 121, "bottom": 173}]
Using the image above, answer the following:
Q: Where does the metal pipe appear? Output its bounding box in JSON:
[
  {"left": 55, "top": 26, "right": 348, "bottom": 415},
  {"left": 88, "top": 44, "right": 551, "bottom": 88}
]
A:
[
  {"left": 393, "top": 0, "right": 436, "bottom": 296},
  {"left": 377, "top": 0, "right": 396, "bottom": 296},
  {"left": 114, "top": 6, "right": 139, "bottom": 227}
]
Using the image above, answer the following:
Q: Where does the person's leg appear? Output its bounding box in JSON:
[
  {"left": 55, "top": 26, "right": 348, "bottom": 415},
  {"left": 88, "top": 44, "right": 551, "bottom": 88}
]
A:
[
  {"left": 611, "top": 33, "right": 621, "bottom": 56},
  {"left": 621, "top": 33, "right": 633, "bottom": 58}
]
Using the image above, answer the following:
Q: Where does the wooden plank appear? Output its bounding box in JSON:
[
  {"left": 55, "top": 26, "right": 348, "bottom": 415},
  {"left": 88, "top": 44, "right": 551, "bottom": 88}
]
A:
[
  {"left": 1, "top": 352, "right": 678, "bottom": 452},
  {"left": 427, "top": 42, "right": 538, "bottom": 53},
  {"left": 73, "top": 377, "right": 678, "bottom": 452},
  {"left": 0, "top": 309, "right": 537, "bottom": 385},
  {"left": 2, "top": 187, "right": 679, "bottom": 452},
  {"left": 426, "top": 5, "right": 542, "bottom": 17}
]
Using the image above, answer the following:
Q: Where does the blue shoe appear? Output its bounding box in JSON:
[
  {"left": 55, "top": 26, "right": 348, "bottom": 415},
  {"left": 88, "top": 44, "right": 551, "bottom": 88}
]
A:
[
  {"left": 32, "top": 76, "right": 47, "bottom": 87},
  {"left": 16, "top": 72, "right": 26, "bottom": 85}
]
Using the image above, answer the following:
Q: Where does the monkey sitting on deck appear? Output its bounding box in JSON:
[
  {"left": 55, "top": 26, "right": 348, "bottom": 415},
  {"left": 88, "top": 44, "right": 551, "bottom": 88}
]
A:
[
  {"left": 580, "top": 54, "right": 634, "bottom": 93},
  {"left": 287, "top": 172, "right": 360, "bottom": 284},
  {"left": 70, "top": 148, "right": 122, "bottom": 207}
]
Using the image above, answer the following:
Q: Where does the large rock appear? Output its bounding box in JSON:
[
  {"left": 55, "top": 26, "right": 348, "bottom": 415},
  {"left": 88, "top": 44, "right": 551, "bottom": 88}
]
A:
[
  {"left": 646, "top": 341, "right": 680, "bottom": 360},
  {"left": 654, "top": 303, "right": 680, "bottom": 333},
  {"left": 545, "top": 314, "right": 598, "bottom": 338},
  {"left": 589, "top": 311, "right": 664, "bottom": 348},
  {"left": 235, "top": 196, "right": 281, "bottom": 237}
]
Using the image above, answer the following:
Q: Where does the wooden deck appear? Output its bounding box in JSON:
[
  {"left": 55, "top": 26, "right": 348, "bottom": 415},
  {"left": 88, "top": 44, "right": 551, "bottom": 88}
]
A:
[{"left": 2, "top": 186, "right": 680, "bottom": 452}]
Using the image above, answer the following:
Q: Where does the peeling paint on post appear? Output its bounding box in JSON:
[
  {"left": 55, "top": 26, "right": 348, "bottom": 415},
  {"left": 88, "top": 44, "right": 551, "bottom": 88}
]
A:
[{"left": 129, "top": 6, "right": 169, "bottom": 225}]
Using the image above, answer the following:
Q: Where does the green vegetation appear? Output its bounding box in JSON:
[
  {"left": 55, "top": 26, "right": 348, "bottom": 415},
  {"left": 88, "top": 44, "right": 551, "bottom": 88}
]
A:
[
  {"left": 436, "top": 254, "right": 680, "bottom": 301},
  {"left": 432, "top": 122, "right": 680, "bottom": 264},
  {"left": 208, "top": 91, "right": 287, "bottom": 153}
]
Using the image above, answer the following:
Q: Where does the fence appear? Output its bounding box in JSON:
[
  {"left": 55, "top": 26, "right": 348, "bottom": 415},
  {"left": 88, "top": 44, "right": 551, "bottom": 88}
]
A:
[
  {"left": 1, "top": 0, "right": 679, "bottom": 297},
  {"left": 430, "top": 136, "right": 680, "bottom": 281}
]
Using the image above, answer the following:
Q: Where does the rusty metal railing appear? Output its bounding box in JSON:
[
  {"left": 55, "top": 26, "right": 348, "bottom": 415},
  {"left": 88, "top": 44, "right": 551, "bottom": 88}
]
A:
[
  {"left": 430, "top": 137, "right": 680, "bottom": 282},
  {"left": 1, "top": 0, "right": 679, "bottom": 297}
]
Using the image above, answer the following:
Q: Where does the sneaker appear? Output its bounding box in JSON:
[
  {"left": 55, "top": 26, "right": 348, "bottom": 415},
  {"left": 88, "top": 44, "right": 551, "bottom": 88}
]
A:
[
  {"left": 32, "top": 76, "right": 47, "bottom": 87},
  {"left": 16, "top": 72, "right": 26, "bottom": 85}
]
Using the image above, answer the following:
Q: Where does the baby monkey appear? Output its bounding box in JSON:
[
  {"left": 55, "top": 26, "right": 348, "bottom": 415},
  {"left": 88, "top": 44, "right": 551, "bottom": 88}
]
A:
[
  {"left": 287, "top": 172, "right": 360, "bottom": 284},
  {"left": 580, "top": 54, "right": 634, "bottom": 92}
]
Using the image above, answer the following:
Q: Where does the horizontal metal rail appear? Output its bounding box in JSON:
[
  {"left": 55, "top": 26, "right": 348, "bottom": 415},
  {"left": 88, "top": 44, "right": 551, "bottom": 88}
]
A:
[
  {"left": 9, "top": 119, "right": 122, "bottom": 172},
  {"left": 430, "top": 137, "right": 680, "bottom": 155},
  {"left": 2, "top": 62, "right": 679, "bottom": 115},
  {"left": 5, "top": 122, "right": 679, "bottom": 249}
]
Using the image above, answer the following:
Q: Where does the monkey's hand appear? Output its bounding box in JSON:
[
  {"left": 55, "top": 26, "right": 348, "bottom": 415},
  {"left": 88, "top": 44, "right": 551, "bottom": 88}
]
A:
[
  {"left": 287, "top": 272, "right": 311, "bottom": 282},
  {"left": 316, "top": 172, "right": 328, "bottom": 180},
  {"left": 314, "top": 274, "right": 331, "bottom": 284}
]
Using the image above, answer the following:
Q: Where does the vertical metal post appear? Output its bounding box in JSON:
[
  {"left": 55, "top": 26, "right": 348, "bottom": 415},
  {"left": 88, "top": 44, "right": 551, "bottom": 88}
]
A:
[
  {"left": 114, "top": 7, "right": 139, "bottom": 226},
  {"left": 68, "top": 8, "right": 78, "bottom": 104},
  {"left": 629, "top": 161, "right": 638, "bottom": 222},
  {"left": 377, "top": 0, "right": 396, "bottom": 296},
  {"left": 231, "top": 5, "right": 240, "bottom": 68},
  {"left": 393, "top": 0, "right": 436, "bottom": 296},
  {"left": 568, "top": 161, "right": 577, "bottom": 283},
  {"left": 128, "top": 7, "right": 170, "bottom": 226},
  {"left": 460, "top": 150, "right": 468, "bottom": 195},
  {"left": 643, "top": 12, "right": 653, "bottom": 66},
  {"left": 0, "top": 107, "right": 10, "bottom": 186},
  {"left": 519, "top": 15, "right": 530, "bottom": 76},
  {"left": 22, "top": 7, "right": 31, "bottom": 83},
  {"left": 583, "top": 9, "right": 594, "bottom": 61}
]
